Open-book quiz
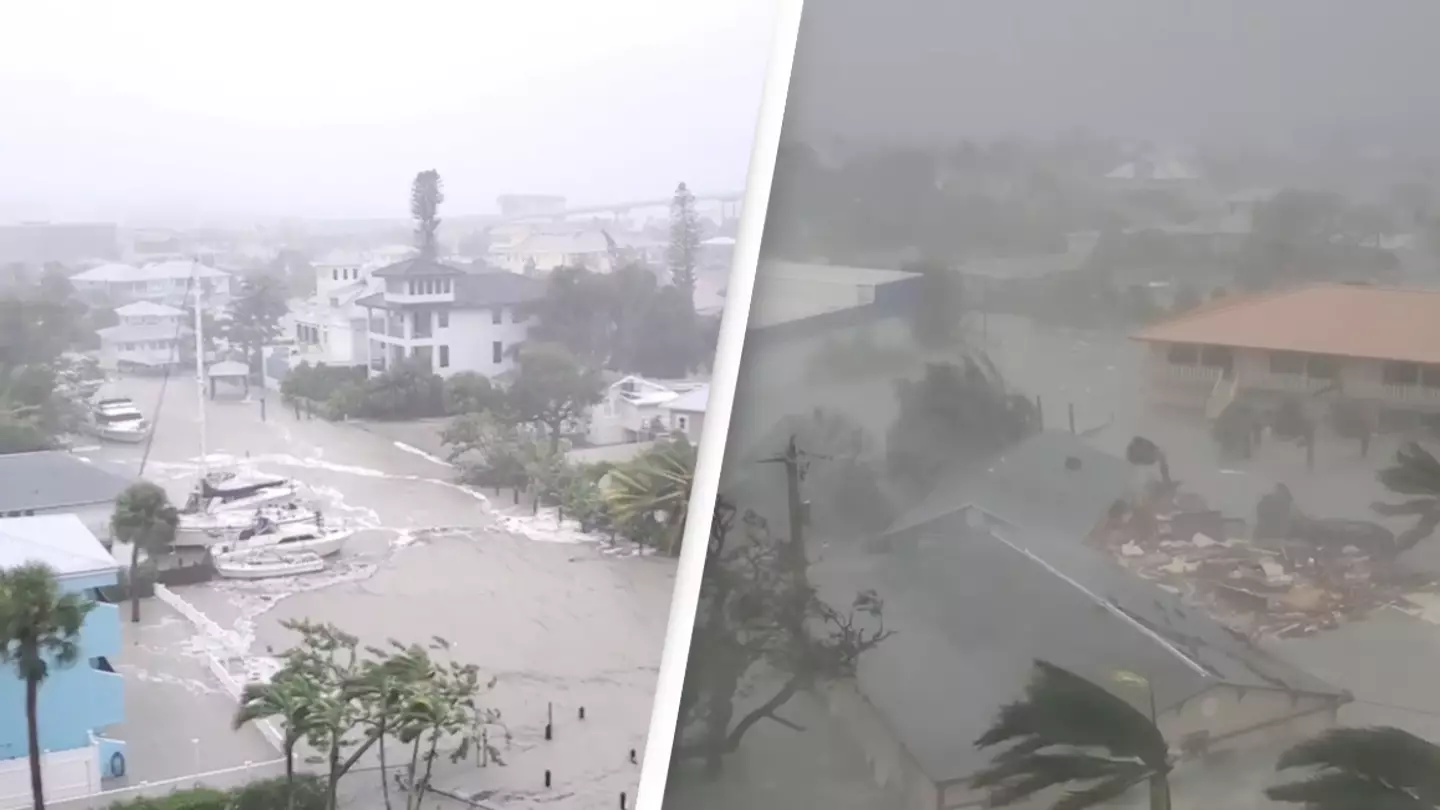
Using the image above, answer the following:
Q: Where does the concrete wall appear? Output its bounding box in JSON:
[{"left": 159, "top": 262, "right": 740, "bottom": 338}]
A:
[
  {"left": 0, "top": 569, "right": 122, "bottom": 787},
  {"left": 0, "top": 744, "right": 101, "bottom": 809}
]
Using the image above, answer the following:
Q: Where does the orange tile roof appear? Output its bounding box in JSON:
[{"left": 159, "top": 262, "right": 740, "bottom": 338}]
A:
[{"left": 1132, "top": 284, "right": 1440, "bottom": 365}]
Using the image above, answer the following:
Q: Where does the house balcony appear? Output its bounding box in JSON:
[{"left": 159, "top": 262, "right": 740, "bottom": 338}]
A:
[
  {"left": 82, "top": 603, "right": 120, "bottom": 659},
  {"left": 384, "top": 291, "right": 455, "bottom": 306},
  {"left": 1151, "top": 361, "right": 1223, "bottom": 386},
  {"left": 1351, "top": 382, "right": 1440, "bottom": 411},
  {"left": 85, "top": 666, "right": 125, "bottom": 730},
  {"left": 1244, "top": 372, "right": 1338, "bottom": 395}
]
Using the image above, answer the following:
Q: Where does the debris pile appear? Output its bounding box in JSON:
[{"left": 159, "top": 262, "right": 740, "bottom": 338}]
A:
[{"left": 1092, "top": 486, "right": 1435, "bottom": 638}]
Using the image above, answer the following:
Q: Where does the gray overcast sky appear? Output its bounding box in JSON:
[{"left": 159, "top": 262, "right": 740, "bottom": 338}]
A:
[
  {"left": 0, "top": 0, "right": 775, "bottom": 224},
  {"left": 784, "top": 0, "right": 1440, "bottom": 152}
]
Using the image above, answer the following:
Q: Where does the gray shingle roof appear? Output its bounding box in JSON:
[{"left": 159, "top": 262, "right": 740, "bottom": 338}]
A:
[
  {"left": 371, "top": 256, "right": 466, "bottom": 278},
  {"left": 885, "top": 431, "right": 1136, "bottom": 540},
  {"left": 839, "top": 432, "right": 1345, "bottom": 785},
  {"left": 0, "top": 451, "right": 133, "bottom": 513}
]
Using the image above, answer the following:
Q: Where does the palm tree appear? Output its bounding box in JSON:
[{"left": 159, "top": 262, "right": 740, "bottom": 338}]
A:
[
  {"left": 972, "top": 660, "right": 1171, "bottom": 810},
  {"left": 0, "top": 562, "right": 97, "bottom": 810},
  {"left": 604, "top": 438, "right": 698, "bottom": 556},
  {"left": 109, "top": 481, "right": 179, "bottom": 623},
  {"left": 233, "top": 667, "right": 319, "bottom": 808},
  {"left": 1266, "top": 726, "right": 1440, "bottom": 809},
  {"left": 1372, "top": 441, "right": 1440, "bottom": 553}
]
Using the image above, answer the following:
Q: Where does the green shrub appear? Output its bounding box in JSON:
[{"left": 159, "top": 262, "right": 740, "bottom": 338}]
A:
[{"left": 105, "top": 775, "right": 325, "bottom": 810}]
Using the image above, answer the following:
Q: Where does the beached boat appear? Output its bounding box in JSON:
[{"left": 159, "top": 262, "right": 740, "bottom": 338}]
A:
[
  {"left": 214, "top": 548, "right": 325, "bottom": 580},
  {"left": 88, "top": 397, "right": 151, "bottom": 444},
  {"left": 173, "top": 501, "right": 320, "bottom": 548},
  {"left": 182, "top": 469, "right": 301, "bottom": 514},
  {"left": 218, "top": 516, "right": 352, "bottom": 558}
]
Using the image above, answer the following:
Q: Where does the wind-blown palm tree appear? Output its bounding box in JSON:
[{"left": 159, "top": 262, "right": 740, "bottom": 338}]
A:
[
  {"left": 234, "top": 667, "right": 320, "bottom": 808},
  {"left": 1266, "top": 726, "right": 1440, "bottom": 809},
  {"left": 972, "top": 660, "right": 1171, "bottom": 810},
  {"left": 0, "top": 563, "right": 97, "bottom": 810},
  {"left": 110, "top": 481, "right": 179, "bottom": 623},
  {"left": 604, "top": 438, "right": 697, "bottom": 556},
  {"left": 1125, "top": 436, "right": 1173, "bottom": 489},
  {"left": 1372, "top": 441, "right": 1440, "bottom": 553}
]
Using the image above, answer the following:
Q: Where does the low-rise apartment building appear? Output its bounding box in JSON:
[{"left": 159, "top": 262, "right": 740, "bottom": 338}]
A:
[
  {"left": 356, "top": 257, "right": 546, "bottom": 379},
  {"left": 587, "top": 376, "right": 709, "bottom": 446},
  {"left": 0, "top": 515, "right": 126, "bottom": 806},
  {"left": 1133, "top": 283, "right": 1440, "bottom": 422}
]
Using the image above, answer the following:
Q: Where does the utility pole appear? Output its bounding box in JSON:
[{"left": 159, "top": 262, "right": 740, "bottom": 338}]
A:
[{"left": 759, "top": 436, "right": 814, "bottom": 643}]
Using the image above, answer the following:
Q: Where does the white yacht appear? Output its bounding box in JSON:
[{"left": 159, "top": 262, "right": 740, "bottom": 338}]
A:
[
  {"left": 173, "top": 500, "right": 320, "bottom": 548},
  {"left": 182, "top": 470, "right": 302, "bottom": 515},
  {"left": 214, "top": 548, "right": 325, "bottom": 580},
  {"left": 88, "top": 397, "right": 151, "bottom": 444},
  {"left": 216, "top": 515, "right": 352, "bottom": 558}
]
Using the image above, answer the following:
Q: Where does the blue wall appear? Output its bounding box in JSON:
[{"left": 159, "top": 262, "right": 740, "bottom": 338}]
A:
[{"left": 0, "top": 569, "right": 122, "bottom": 761}]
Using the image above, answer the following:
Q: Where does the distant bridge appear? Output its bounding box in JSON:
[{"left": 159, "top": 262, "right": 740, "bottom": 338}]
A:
[{"left": 495, "top": 191, "right": 743, "bottom": 225}]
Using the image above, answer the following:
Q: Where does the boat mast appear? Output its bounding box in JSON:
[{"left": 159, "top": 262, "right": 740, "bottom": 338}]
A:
[{"left": 193, "top": 261, "right": 208, "bottom": 473}]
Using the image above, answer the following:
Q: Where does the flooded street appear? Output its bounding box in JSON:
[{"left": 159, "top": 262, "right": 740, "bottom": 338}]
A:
[{"left": 85, "top": 376, "right": 672, "bottom": 808}]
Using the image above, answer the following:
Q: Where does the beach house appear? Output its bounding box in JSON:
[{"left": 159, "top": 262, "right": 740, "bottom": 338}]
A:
[
  {"left": 356, "top": 257, "right": 547, "bottom": 379},
  {"left": 70, "top": 261, "right": 232, "bottom": 310},
  {"left": 96, "top": 301, "right": 189, "bottom": 372},
  {"left": 1132, "top": 283, "right": 1440, "bottom": 424},
  {"left": 0, "top": 515, "right": 126, "bottom": 807}
]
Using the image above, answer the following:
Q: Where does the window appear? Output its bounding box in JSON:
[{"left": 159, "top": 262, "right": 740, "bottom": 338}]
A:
[
  {"left": 329, "top": 297, "right": 340, "bottom": 307},
  {"left": 677, "top": 415, "right": 689, "bottom": 431},
  {"left": 492, "top": 341, "right": 503, "bottom": 364},
  {"left": 1199, "top": 346, "right": 1232, "bottom": 370},
  {"left": 1306, "top": 354, "right": 1339, "bottom": 380},
  {"left": 492, "top": 307, "right": 503, "bottom": 325},
  {"left": 1384, "top": 361, "right": 1420, "bottom": 386},
  {"left": 439, "top": 345, "right": 450, "bottom": 368},
  {"left": 1269, "top": 351, "right": 1305, "bottom": 375},
  {"left": 1166, "top": 344, "right": 1199, "bottom": 365},
  {"left": 1423, "top": 365, "right": 1440, "bottom": 389},
  {"left": 443, "top": 279, "right": 452, "bottom": 293},
  {"left": 333, "top": 269, "right": 339, "bottom": 281},
  {"left": 438, "top": 310, "right": 449, "bottom": 328}
]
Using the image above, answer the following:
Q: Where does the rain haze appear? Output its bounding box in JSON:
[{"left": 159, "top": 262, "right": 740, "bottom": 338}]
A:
[
  {"left": 667, "top": 3, "right": 1440, "bottom": 810},
  {"left": 0, "top": 2, "right": 771, "bottom": 808},
  {"left": 0, "top": 0, "right": 774, "bottom": 223}
]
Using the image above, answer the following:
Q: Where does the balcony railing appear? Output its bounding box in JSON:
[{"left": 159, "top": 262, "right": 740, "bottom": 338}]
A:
[
  {"left": 1154, "top": 362, "right": 1223, "bottom": 384},
  {"left": 1248, "top": 372, "right": 1336, "bottom": 394},
  {"left": 1350, "top": 382, "right": 1440, "bottom": 408}
]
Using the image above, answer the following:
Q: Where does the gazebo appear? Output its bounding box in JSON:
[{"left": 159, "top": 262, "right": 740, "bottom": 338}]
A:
[{"left": 207, "top": 360, "right": 251, "bottom": 400}]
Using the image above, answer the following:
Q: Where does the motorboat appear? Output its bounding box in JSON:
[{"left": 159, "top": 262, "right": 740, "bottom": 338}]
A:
[
  {"left": 88, "top": 397, "right": 151, "bottom": 444},
  {"left": 173, "top": 500, "right": 321, "bottom": 548},
  {"left": 214, "top": 548, "right": 325, "bottom": 580},
  {"left": 182, "top": 470, "right": 302, "bottom": 515},
  {"left": 216, "top": 515, "right": 352, "bottom": 558}
]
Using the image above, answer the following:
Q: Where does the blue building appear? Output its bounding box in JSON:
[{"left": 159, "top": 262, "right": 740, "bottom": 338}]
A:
[{"left": 0, "top": 515, "right": 125, "bottom": 805}]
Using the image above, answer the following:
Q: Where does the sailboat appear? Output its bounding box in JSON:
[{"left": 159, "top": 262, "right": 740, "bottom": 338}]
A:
[{"left": 170, "top": 268, "right": 317, "bottom": 548}]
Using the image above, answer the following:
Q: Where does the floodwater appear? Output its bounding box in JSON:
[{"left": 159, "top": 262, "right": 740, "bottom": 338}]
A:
[{"left": 81, "top": 376, "right": 672, "bottom": 808}]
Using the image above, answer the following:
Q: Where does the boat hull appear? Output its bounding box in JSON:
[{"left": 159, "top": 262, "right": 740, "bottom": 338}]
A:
[
  {"left": 173, "top": 505, "right": 318, "bottom": 548},
  {"left": 221, "top": 529, "right": 352, "bottom": 558},
  {"left": 92, "top": 426, "right": 150, "bottom": 444}
]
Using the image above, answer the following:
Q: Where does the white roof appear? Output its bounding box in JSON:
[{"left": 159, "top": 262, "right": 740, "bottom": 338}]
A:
[
  {"left": 702, "top": 236, "right": 736, "bottom": 247},
  {"left": 665, "top": 384, "right": 710, "bottom": 413},
  {"left": 73, "top": 261, "right": 230, "bottom": 283},
  {"left": 115, "top": 300, "right": 185, "bottom": 318},
  {"left": 0, "top": 514, "right": 118, "bottom": 577},
  {"left": 762, "top": 260, "right": 921, "bottom": 287}
]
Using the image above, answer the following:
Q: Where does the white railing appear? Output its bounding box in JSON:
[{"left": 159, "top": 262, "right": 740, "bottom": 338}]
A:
[
  {"left": 1156, "top": 362, "right": 1223, "bottom": 384},
  {"left": 1351, "top": 383, "right": 1440, "bottom": 408},
  {"left": 153, "top": 586, "right": 285, "bottom": 750},
  {"left": 1246, "top": 372, "right": 1335, "bottom": 394},
  {"left": 45, "top": 759, "right": 287, "bottom": 810}
]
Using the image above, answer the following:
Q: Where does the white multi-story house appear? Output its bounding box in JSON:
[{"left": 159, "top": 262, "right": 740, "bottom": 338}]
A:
[
  {"left": 281, "top": 250, "right": 390, "bottom": 368},
  {"left": 587, "top": 375, "right": 710, "bottom": 446},
  {"left": 357, "top": 257, "right": 546, "bottom": 379},
  {"left": 70, "top": 260, "right": 232, "bottom": 309},
  {"left": 96, "top": 301, "right": 190, "bottom": 371}
]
